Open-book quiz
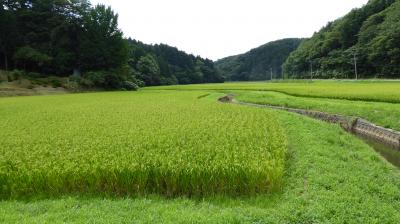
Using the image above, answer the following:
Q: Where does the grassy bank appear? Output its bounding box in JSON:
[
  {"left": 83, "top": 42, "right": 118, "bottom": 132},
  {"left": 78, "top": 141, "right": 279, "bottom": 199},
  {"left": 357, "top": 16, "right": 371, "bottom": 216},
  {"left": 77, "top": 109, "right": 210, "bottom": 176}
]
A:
[
  {"left": 232, "top": 90, "right": 400, "bottom": 131},
  {"left": 1, "top": 108, "right": 399, "bottom": 223}
]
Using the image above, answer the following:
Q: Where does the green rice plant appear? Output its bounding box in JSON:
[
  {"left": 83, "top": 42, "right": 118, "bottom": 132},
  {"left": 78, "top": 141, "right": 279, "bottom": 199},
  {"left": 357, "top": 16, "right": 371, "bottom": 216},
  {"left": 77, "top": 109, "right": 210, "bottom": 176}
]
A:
[
  {"left": 0, "top": 91, "right": 286, "bottom": 198},
  {"left": 231, "top": 90, "right": 400, "bottom": 132},
  {"left": 146, "top": 80, "right": 400, "bottom": 103}
]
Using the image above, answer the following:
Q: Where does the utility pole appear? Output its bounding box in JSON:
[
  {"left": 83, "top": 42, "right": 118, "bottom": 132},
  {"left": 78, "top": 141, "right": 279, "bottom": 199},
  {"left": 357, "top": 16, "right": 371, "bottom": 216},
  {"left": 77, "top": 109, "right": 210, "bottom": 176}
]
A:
[
  {"left": 270, "top": 67, "right": 273, "bottom": 81},
  {"left": 353, "top": 53, "right": 358, "bottom": 80},
  {"left": 310, "top": 61, "right": 313, "bottom": 81},
  {"left": 281, "top": 65, "right": 284, "bottom": 80}
]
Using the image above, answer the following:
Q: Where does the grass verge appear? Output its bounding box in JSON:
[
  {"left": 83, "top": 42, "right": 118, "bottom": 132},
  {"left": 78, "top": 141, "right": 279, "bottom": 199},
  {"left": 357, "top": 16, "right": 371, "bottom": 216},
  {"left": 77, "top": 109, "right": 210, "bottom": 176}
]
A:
[{"left": 231, "top": 90, "right": 400, "bottom": 131}]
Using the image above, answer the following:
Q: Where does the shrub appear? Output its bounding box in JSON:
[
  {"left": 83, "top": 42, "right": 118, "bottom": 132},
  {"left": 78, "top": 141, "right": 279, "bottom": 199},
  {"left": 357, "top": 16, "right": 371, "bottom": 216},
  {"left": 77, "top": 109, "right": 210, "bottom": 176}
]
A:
[
  {"left": 63, "top": 81, "right": 80, "bottom": 91},
  {"left": 83, "top": 71, "right": 105, "bottom": 87},
  {"left": 26, "top": 72, "right": 43, "bottom": 78},
  {"left": 160, "top": 76, "right": 178, "bottom": 85},
  {"left": 10, "top": 70, "right": 25, "bottom": 80},
  {"left": 50, "top": 78, "right": 62, "bottom": 88},
  {"left": 122, "top": 81, "right": 139, "bottom": 91},
  {"left": 81, "top": 71, "right": 127, "bottom": 89},
  {"left": 103, "top": 72, "right": 124, "bottom": 89}
]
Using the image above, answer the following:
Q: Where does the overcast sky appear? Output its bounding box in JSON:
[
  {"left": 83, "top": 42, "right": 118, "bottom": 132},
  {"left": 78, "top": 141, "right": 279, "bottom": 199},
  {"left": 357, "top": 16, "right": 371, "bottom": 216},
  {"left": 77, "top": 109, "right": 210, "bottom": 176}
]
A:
[{"left": 90, "top": 0, "right": 369, "bottom": 60}]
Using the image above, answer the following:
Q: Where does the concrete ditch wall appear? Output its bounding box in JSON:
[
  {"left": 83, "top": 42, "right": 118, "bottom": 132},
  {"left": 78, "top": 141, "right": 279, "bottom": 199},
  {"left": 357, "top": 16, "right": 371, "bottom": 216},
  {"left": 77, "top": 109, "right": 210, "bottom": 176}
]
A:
[
  {"left": 218, "top": 95, "right": 400, "bottom": 151},
  {"left": 353, "top": 119, "right": 400, "bottom": 149}
]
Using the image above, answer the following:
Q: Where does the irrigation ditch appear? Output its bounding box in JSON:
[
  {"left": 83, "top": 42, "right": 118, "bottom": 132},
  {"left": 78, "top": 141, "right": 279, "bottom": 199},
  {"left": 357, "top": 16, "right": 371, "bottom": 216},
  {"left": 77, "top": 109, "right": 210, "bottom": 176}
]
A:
[{"left": 219, "top": 95, "right": 400, "bottom": 167}]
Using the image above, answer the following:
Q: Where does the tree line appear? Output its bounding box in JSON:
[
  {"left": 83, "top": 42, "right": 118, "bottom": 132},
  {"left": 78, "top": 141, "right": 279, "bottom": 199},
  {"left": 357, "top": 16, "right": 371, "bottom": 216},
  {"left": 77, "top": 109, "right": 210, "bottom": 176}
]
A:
[
  {"left": 283, "top": 0, "right": 400, "bottom": 79},
  {"left": 216, "top": 38, "right": 303, "bottom": 81},
  {"left": 0, "top": 0, "right": 223, "bottom": 89},
  {"left": 128, "top": 39, "right": 224, "bottom": 86}
]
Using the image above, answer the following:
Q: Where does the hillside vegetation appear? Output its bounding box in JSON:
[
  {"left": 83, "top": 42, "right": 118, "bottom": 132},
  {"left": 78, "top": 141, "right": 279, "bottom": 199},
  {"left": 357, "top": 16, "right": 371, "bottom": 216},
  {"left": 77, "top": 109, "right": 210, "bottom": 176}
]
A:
[
  {"left": 284, "top": 0, "right": 400, "bottom": 78},
  {"left": 0, "top": 1, "right": 222, "bottom": 90},
  {"left": 127, "top": 39, "right": 224, "bottom": 86},
  {"left": 216, "top": 38, "right": 303, "bottom": 81}
]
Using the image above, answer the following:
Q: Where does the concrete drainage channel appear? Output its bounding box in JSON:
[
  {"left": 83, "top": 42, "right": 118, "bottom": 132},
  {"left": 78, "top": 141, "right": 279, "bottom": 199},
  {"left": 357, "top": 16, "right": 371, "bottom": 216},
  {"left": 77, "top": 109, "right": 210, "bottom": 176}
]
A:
[{"left": 219, "top": 95, "right": 400, "bottom": 167}]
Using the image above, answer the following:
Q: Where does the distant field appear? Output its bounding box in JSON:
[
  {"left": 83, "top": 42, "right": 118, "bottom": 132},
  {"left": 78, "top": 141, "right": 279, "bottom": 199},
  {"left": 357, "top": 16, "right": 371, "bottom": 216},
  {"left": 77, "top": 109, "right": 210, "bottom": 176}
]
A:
[
  {"left": 232, "top": 90, "right": 400, "bottom": 131},
  {"left": 0, "top": 91, "right": 286, "bottom": 198},
  {"left": 147, "top": 80, "right": 400, "bottom": 131},
  {"left": 147, "top": 80, "right": 400, "bottom": 103}
]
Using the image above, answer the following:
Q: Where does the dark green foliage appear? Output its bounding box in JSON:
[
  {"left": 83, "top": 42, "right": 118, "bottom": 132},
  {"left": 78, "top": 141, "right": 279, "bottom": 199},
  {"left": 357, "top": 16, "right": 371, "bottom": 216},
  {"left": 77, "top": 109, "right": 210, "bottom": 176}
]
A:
[
  {"left": 136, "top": 54, "right": 161, "bottom": 86},
  {"left": 0, "top": 1, "right": 223, "bottom": 88},
  {"left": 127, "top": 39, "right": 224, "bottom": 86},
  {"left": 49, "top": 78, "right": 62, "bottom": 88},
  {"left": 284, "top": 0, "right": 400, "bottom": 79},
  {"left": 0, "top": 0, "right": 131, "bottom": 89},
  {"left": 216, "top": 39, "right": 304, "bottom": 81},
  {"left": 0, "top": 0, "right": 92, "bottom": 75},
  {"left": 13, "top": 46, "right": 52, "bottom": 68},
  {"left": 79, "top": 70, "right": 125, "bottom": 90},
  {"left": 80, "top": 4, "right": 128, "bottom": 72},
  {"left": 122, "top": 81, "right": 139, "bottom": 91}
]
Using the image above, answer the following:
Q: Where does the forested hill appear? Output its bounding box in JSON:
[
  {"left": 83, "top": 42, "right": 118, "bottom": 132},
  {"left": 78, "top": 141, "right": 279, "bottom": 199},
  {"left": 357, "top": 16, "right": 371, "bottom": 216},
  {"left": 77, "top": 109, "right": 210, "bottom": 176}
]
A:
[
  {"left": 284, "top": 0, "right": 400, "bottom": 79},
  {"left": 0, "top": 1, "right": 223, "bottom": 89},
  {"left": 127, "top": 39, "right": 223, "bottom": 86},
  {"left": 216, "top": 38, "right": 303, "bottom": 81}
]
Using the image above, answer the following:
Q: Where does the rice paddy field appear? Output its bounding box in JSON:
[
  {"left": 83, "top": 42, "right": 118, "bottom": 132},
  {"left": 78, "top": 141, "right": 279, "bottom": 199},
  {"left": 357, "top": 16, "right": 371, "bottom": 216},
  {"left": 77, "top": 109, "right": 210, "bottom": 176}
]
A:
[
  {"left": 0, "top": 91, "right": 286, "bottom": 198},
  {"left": 1, "top": 80, "right": 400, "bottom": 223},
  {"left": 232, "top": 90, "right": 400, "bottom": 131},
  {"left": 148, "top": 80, "right": 400, "bottom": 103}
]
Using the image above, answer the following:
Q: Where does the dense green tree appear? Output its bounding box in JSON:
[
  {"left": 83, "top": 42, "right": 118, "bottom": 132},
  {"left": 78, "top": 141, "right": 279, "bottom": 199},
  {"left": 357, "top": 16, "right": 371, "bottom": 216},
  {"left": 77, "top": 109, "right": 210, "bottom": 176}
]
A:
[
  {"left": 0, "top": 1, "right": 223, "bottom": 88},
  {"left": 0, "top": 9, "right": 18, "bottom": 70},
  {"left": 0, "top": 0, "right": 92, "bottom": 74},
  {"left": 216, "top": 38, "right": 303, "bottom": 81},
  {"left": 80, "top": 4, "right": 128, "bottom": 72},
  {"left": 127, "top": 39, "right": 223, "bottom": 86},
  {"left": 137, "top": 54, "right": 161, "bottom": 86},
  {"left": 284, "top": 0, "right": 399, "bottom": 79},
  {"left": 13, "top": 46, "right": 51, "bottom": 69}
]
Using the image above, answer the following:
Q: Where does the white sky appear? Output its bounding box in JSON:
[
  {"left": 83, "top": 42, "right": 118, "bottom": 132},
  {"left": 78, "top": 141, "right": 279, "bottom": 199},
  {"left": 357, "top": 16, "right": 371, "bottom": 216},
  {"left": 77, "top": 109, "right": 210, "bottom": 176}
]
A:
[{"left": 90, "top": 0, "right": 369, "bottom": 60}]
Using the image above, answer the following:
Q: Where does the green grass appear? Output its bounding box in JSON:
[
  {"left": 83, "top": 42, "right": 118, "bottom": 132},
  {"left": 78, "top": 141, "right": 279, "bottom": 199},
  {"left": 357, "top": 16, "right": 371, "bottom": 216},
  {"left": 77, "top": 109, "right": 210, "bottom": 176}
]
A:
[
  {"left": 1, "top": 110, "right": 399, "bottom": 223},
  {"left": 0, "top": 91, "right": 286, "bottom": 198},
  {"left": 232, "top": 90, "right": 400, "bottom": 131},
  {"left": 146, "top": 80, "right": 400, "bottom": 103}
]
